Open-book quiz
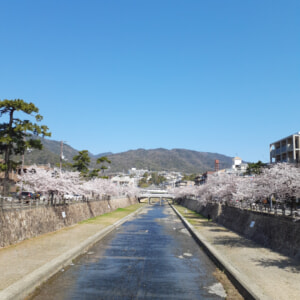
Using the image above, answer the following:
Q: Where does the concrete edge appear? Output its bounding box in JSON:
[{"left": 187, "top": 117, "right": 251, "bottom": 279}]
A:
[
  {"left": 170, "top": 204, "right": 269, "bottom": 300},
  {"left": 0, "top": 205, "right": 146, "bottom": 300}
]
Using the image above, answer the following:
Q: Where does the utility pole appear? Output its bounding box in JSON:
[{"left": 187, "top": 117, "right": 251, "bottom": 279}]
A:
[
  {"left": 60, "top": 141, "right": 64, "bottom": 174},
  {"left": 20, "top": 152, "right": 25, "bottom": 194},
  {"left": 20, "top": 133, "right": 27, "bottom": 194}
]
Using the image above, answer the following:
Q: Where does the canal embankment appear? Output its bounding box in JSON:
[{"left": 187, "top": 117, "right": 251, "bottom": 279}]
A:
[
  {"left": 1, "top": 200, "right": 299, "bottom": 300},
  {"left": 172, "top": 204, "right": 300, "bottom": 300},
  {"left": 0, "top": 196, "right": 138, "bottom": 248},
  {"left": 0, "top": 203, "right": 144, "bottom": 300},
  {"left": 176, "top": 198, "right": 300, "bottom": 260},
  {"left": 30, "top": 203, "right": 232, "bottom": 300}
]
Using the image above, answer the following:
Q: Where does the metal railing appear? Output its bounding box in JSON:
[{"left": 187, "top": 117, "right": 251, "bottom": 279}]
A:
[
  {"left": 179, "top": 196, "right": 300, "bottom": 220},
  {"left": 242, "top": 202, "right": 300, "bottom": 218},
  {"left": 0, "top": 194, "right": 129, "bottom": 210}
]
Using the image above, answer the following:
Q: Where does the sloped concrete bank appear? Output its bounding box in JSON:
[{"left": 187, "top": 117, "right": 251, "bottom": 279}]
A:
[
  {"left": 0, "top": 205, "right": 145, "bottom": 300},
  {"left": 176, "top": 198, "right": 300, "bottom": 260},
  {"left": 170, "top": 205, "right": 257, "bottom": 300},
  {"left": 0, "top": 197, "right": 138, "bottom": 248}
]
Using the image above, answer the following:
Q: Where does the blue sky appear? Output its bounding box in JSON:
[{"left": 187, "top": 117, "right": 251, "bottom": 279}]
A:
[{"left": 1, "top": 0, "right": 299, "bottom": 163}]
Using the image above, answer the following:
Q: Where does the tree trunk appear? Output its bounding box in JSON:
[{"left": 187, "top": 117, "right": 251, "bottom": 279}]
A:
[{"left": 3, "top": 109, "right": 15, "bottom": 195}]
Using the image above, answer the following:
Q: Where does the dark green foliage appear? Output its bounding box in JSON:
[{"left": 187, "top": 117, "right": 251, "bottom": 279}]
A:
[
  {"left": 182, "top": 173, "right": 197, "bottom": 181},
  {"left": 138, "top": 172, "right": 166, "bottom": 187},
  {"left": 96, "top": 156, "right": 111, "bottom": 174},
  {"left": 72, "top": 150, "right": 90, "bottom": 175},
  {"left": 150, "top": 172, "right": 167, "bottom": 185},
  {"left": 85, "top": 156, "right": 112, "bottom": 179},
  {"left": 138, "top": 172, "right": 150, "bottom": 188},
  {"left": 96, "top": 156, "right": 111, "bottom": 164},
  {"left": 245, "top": 160, "right": 267, "bottom": 175},
  {"left": 89, "top": 168, "right": 100, "bottom": 178},
  {"left": 0, "top": 99, "right": 51, "bottom": 192}
]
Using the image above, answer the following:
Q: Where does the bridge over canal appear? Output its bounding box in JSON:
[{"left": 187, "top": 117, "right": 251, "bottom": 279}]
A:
[{"left": 138, "top": 189, "right": 175, "bottom": 205}]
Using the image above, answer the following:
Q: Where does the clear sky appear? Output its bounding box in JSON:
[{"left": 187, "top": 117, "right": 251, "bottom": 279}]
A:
[{"left": 1, "top": 0, "right": 299, "bottom": 163}]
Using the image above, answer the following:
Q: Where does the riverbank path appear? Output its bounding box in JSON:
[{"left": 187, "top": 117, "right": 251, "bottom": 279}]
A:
[
  {"left": 174, "top": 205, "right": 300, "bottom": 300},
  {"left": 0, "top": 202, "right": 299, "bottom": 300}
]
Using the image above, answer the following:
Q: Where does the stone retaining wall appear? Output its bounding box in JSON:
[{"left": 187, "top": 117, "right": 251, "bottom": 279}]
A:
[
  {"left": 0, "top": 197, "right": 138, "bottom": 248},
  {"left": 176, "top": 198, "right": 300, "bottom": 260}
]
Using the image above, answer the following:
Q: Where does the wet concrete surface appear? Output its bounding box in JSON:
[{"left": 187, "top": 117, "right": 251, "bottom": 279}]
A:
[{"left": 31, "top": 203, "right": 226, "bottom": 299}]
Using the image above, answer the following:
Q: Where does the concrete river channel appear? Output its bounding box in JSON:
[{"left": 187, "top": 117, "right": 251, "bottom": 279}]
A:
[{"left": 30, "top": 203, "right": 227, "bottom": 299}]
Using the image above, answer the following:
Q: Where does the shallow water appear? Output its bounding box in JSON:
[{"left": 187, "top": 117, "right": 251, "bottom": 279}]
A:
[{"left": 31, "top": 203, "right": 225, "bottom": 300}]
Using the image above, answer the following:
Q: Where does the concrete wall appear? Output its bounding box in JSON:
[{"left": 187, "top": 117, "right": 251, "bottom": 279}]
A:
[
  {"left": 0, "top": 197, "right": 138, "bottom": 248},
  {"left": 176, "top": 198, "right": 300, "bottom": 260}
]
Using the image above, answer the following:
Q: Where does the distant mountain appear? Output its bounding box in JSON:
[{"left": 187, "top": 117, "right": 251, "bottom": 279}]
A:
[
  {"left": 94, "top": 152, "right": 113, "bottom": 159},
  {"left": 23, "top": 137, "right": 111, "bottom": 166},
  {"left": 22, "top": 137, "right": 233, "bottom": 173},
  {"left": 107, "top": 148, "right": 233, "bottom": 173},
  {"left": 21, "top": 137, "right": 79, "bottom": 164}
]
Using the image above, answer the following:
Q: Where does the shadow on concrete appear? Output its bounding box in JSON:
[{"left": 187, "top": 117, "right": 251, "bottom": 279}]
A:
[
  {"left": 208, "top": 228, "right": 228, "bottom": 232},
  {"left": 182, "top": 213, "right": 206, "bottom": 220},
  {"left": 251, "top": 257, "right": 300, "bottom": 273},
  {"left": 212, "top": 236, "right": 260, "bottom": 249},
  {"left": 201, "top": 220, "right": 219, "bottom": 226}
]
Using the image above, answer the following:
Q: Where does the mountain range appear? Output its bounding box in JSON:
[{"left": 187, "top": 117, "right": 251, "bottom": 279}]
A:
[{"left": 22, "top": 137, "right": 234, "bottom": 174}]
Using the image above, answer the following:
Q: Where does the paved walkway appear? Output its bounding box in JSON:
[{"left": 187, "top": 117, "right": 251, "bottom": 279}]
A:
[
  {"left": 1, "top": 202, "right": 299, "bottom": 300},
  {"left": 0, "top": 204, "right": 144, "bottom": 300},
  {"left": 173, "top": 205, "right": 300, "bottom": 300}
]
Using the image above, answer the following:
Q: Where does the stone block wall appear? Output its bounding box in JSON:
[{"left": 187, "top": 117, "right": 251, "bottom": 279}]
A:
[
  {"left": 0, "top": 197, "right": 138, "bottom": 248},
  {"left": 176, "top": 198, "right": 300, "bottom": 260}
]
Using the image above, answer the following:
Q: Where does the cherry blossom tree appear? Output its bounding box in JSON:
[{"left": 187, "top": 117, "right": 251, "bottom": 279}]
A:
[
  {"left": 256, "top": 163, "right": 300, "bottom": 213},
  {"left": 170, "top": 163, "right": 300, "bottom": 215},
  {"left": 17, "top": 165, "right": 140, "bottom": 201}
]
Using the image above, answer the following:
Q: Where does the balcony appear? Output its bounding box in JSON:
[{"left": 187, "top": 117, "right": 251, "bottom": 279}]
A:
[{"left": 270, "top": 149, "right": 276, "bottom": 157}]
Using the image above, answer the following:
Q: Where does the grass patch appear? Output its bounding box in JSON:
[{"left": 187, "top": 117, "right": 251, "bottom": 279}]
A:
[
  {"left": 174, "top": 205, "right": 206, "bottom": 219},
  {"left": 173, "top": 205, "right": 209, "bottom": 226},
  {"left": 79, "top": 203, "right": 144, "bottom": 225},
  {"left": 213, "top": 269, "right": 244, "bottom": 300}
]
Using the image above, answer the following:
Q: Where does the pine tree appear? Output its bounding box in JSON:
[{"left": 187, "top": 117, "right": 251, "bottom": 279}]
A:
[
  {"left": 0, "top": 99, "right": 51, "bottom": 194},
  {"left": 72, "top": 150, "right": 90, "bottom": 175}
]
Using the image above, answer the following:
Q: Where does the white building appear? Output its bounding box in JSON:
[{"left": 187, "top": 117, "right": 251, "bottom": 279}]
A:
[
  {"left": 111, "top": 175, "right": 136, "bottom": 186},
  {"left": 128, "top": 168, "right": 148, "bottom": 177},
  {"left": 270, "top": 132, "right": 300, "bottom": 163},
  {"left": 222, "top": 157, "right": 248, "bottom": 176},
  {"left": 231, "top": 157, "right": 248, "bottom": 172}
]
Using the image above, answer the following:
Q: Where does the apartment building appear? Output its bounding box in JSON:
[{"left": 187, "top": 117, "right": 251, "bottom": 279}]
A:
[{"left": 270, "top": 132, "right": 300, "bottom": 163}]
